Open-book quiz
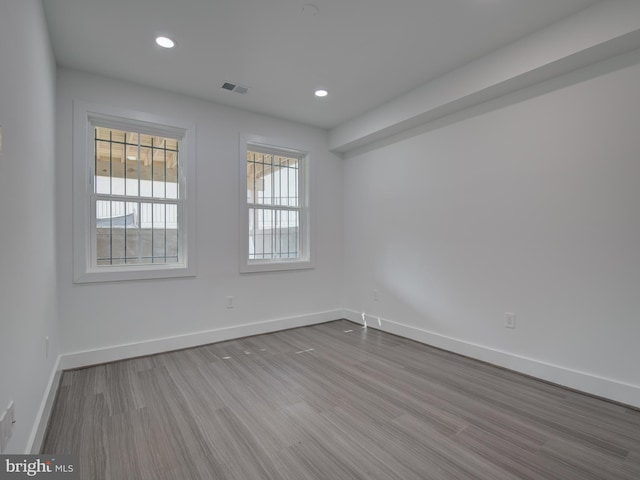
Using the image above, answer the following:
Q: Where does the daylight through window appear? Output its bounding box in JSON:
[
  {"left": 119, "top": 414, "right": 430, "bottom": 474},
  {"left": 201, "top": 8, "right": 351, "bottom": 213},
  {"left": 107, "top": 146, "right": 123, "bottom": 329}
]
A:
[
  {"left": 246, "top": 148, "right": 304, "bottom": 261},
  {"left": 93, "top": 126, "right": 181, "bottom": 266}
]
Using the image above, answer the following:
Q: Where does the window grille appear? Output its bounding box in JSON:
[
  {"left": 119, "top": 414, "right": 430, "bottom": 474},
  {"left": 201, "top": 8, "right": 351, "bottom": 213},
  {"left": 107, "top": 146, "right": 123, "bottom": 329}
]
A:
[
  {"left": 93, "top": 126, "right": 181, "bottom": 266},
  {"left": 246, "top": 148, "right": 303, "bottom": 261}
]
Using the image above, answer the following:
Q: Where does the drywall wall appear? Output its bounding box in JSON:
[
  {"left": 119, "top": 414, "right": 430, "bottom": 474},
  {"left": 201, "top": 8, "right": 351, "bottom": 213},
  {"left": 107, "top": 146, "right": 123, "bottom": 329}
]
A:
[
  {"left": 55, "top": 69, "right": 344, "bottom": 361},
  {"left": 0, "top": 0, "right": 59, "bottom": 453},
  {"left": 343, "top": 53, "right": 640, "bottom": 406}
]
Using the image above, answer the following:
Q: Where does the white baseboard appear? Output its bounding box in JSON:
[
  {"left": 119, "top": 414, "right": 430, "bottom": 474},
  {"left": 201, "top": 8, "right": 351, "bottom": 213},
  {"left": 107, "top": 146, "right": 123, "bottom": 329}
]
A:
[
  {"left": 343, "top": 309, "right": 640, "bottom": 409},
  {"left": 59, "top": 310, "right": 343, "bottom": 370},
  {"left": 39, "top": 307, "right": 640, "bottom": 451},
  {"left": 27, "top": 355, "right": 61, "bottom": 454}
]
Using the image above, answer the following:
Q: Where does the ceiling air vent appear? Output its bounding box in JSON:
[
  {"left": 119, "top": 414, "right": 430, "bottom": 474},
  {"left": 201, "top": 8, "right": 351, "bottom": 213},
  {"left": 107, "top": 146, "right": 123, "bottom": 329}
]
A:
[{"left": 221, "top": 82, "right": 249, "bottom": 94}]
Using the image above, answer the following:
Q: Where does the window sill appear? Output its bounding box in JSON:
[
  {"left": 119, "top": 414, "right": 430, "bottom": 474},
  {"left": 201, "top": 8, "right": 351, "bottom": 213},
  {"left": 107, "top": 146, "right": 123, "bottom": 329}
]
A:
[
  {"left": 240, "top": 259, "right": 314, "bottom": 274},
  {"left": 74, "top": 263, "right": 196, "bottom": 283}
]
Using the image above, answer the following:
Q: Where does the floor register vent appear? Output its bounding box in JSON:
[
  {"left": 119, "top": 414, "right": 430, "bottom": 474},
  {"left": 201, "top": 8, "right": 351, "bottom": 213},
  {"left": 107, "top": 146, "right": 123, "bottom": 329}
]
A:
[{"left": 221, "top": 82, "right": 249, "bottom": 94}]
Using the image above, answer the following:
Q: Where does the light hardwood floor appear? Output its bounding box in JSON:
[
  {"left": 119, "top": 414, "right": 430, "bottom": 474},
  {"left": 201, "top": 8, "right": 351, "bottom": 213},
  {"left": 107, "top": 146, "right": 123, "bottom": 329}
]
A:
[{"left": 42, "top": 320, "right": 640, "bottom": 479}]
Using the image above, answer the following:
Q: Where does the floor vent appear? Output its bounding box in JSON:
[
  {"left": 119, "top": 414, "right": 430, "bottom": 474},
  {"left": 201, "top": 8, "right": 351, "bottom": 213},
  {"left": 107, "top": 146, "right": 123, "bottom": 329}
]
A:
[{"left": 221, "top": 82, "right": 249, "bottom": 94}]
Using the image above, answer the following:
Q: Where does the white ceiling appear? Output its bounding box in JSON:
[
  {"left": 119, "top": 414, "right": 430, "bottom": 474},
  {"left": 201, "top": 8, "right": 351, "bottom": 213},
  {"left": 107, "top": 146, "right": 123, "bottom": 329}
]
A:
[{"left": 43, "top": 0, "right": 600, "bottom": 129}]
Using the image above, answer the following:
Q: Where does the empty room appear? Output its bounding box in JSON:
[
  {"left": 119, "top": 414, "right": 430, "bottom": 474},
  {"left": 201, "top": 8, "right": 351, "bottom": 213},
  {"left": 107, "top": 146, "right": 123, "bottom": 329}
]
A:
[{"left": 1, "top": 0, "right": 640, "bottom": 478}]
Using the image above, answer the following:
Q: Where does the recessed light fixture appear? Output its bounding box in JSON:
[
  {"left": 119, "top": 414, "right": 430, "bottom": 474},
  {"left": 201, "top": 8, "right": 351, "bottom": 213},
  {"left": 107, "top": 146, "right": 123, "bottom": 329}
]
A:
[
  {"left": 315, "top": 89, "right": 328, "bottom": 97},
  {"left": 155, "top": 36, "right": 175, "bottom": 49}
]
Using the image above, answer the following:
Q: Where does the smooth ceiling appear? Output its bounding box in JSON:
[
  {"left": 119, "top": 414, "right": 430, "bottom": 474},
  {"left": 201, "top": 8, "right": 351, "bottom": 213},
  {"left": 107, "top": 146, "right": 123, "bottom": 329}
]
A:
[{"left": 43, "top": 0, "right": 601, "bottom": 129}]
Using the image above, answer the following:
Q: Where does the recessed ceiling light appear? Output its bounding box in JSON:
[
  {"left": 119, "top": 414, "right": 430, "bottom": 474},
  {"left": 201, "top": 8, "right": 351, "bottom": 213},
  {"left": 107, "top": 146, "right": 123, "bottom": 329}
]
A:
[
  {"left": 155, "top": 36, "right": 175, "bottom": 49},
  {"left": 315, "top": 89, "right": 328, "bottom": 97}
]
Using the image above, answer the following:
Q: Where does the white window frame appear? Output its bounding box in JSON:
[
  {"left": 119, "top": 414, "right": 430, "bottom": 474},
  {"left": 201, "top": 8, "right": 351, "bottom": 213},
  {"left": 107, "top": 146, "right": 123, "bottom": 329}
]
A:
[
  {"left": 239, "top": 134, "right": 314, "bottom": 273},
  {"left": 73, "top": 101, "right": 196, "bottom": 283}
]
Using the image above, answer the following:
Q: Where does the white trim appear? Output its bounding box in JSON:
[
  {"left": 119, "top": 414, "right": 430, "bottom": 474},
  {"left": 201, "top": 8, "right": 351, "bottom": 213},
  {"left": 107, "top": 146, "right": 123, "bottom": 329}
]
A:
[
  {"left": 26, "top": 355, "right": 61, "bottom": 454},
  {"left": 343, "top": 309, "right": 640, "bottom": 409},
  {"left": 72, "top": 100, "right": 197, "bottom": 283},
  {"left": 30, "top": 308, "right": 640, "bottom": 451},
  {"left": 239, "top": 134, "right": 314, "bottom": 273},
  {"left": 59, "top": 310, "right": 342, "bottom": 370}
]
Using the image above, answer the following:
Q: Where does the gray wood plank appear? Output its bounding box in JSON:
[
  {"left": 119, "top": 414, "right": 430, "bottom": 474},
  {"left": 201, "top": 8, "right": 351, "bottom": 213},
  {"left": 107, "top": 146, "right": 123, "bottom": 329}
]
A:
[{"left": 42, "top": 320, "right": 640, "bottom": 479}]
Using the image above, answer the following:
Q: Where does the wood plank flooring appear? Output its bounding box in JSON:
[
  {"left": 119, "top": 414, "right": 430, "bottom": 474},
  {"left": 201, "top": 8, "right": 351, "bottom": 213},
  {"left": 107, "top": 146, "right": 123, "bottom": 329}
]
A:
[{"left": 42, "top": 320, "right": 640, "bottom": 479}]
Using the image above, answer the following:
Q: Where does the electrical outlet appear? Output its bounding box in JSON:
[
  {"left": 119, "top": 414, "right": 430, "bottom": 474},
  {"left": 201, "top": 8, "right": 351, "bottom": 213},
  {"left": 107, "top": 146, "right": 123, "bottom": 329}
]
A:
[
  {"left": 226, "top": 296, "right": 234, "bottom": 309},
  {"left": 505, "top": 312, "right": 516, "bottom": 329}
]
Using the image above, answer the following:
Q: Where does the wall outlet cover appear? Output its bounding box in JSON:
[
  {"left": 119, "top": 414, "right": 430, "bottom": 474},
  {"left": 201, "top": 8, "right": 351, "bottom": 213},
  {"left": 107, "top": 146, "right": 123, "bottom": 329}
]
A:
[{"left": 505, "top": 312, "right": 516, "bottom": 329}]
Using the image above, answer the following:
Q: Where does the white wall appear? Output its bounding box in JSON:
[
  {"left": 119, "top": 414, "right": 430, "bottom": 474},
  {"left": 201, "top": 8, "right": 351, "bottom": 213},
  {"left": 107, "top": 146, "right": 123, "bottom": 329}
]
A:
[
  {"left": 56, "top": 69, "right": 344, "bottom": 363},
  {"left": 0, "top": 0, "right": 59, "bottom": 453},
  {"left": 343, "top": 54, "right": 640, "bottom": 406}
]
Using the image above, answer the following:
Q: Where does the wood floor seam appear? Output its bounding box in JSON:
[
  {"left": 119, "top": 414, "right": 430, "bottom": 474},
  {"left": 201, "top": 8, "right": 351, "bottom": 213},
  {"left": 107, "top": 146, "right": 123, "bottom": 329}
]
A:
[{"left": 42, "top": 320, "right": 640, "bottom": 479}]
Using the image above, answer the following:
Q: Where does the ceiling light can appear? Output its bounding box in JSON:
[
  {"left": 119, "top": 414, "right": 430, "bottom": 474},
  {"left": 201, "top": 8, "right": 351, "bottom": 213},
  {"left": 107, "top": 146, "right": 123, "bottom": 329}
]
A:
[
  {"left": 315, "top": 89, "right": 328, "bottom": 97},
  {"left": 155, "top": 36, "right": 175, "bottom": 49}
]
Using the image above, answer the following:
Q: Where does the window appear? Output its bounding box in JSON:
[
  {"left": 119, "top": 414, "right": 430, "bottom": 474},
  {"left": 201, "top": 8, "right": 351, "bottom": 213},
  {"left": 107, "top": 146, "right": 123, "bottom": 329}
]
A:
[
  {"left": 73, "top": 102, "right": 196, "bottom": 282},
  {"left": 240, "top": 136, "right": 312, "bottom": 272}
]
